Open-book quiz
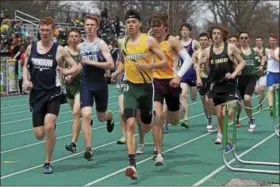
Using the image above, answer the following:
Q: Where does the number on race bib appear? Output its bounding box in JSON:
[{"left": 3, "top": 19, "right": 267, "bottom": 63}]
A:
[{"left": 123, "top": 84, "right": 129, "bottom": 92}]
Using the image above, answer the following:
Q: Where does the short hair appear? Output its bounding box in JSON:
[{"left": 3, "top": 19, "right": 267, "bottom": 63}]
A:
[
  {"left": 39, "top": 17, "right": 55, "bottom": 29},
  {"left": 255, "top": 36, "right": 263, "bottom": 40},
  {"left": 149, "top": 12, "right": 169, "bottom": 27},
  {"left": 239, "top": 31, "right": 250, "bottom": 38},
  {"left": 228, "top": 35, "right": 238, "bottom": 39},
  {"left": 125, "top": 9, "right": 141, "bottom": 22},
  {"left": 269, "top": 33, "right": 278, "bottom": 40},
  {"left": 67, "top": 28, "right": 81, "bottom": 37},
  {"left": 84, "top": 14, "right": 100, "bottom": 26},
  {"left": 210, "top": 24, "right": 228, "bottom": 41},
  {"left": 180, "top": 23, "right": 192, "bottom": 31},
  {"left": 198, "top": 32, "right": 209, "bottom": 39}
]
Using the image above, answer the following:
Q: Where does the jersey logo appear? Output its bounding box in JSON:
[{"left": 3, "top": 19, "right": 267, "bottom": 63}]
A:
[{"left": 31, "top": 58, "right": 54, "bottom": 71}]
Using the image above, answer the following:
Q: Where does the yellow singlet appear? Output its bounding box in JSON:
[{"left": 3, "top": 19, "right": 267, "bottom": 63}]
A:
[
  {"left": 153, "top": 34, "right": 176, "bottom": 79},
  {"left": 123, "top": 33, "right": 153, "bottom": 84}
]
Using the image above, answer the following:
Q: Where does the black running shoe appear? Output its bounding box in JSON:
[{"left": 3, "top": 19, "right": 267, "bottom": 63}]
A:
[
  {"left": 106, "top": 110, "right": 115, "bottom": 133},
  {"left": 65, "top": 142, "right": 76, "bottom": 153},
  {"left": 84, "top": 147, "right": 94, "bottom": 161}
]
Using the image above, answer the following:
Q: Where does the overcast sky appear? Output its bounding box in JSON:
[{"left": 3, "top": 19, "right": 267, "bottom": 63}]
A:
[{"left": 64, "top": 0, "right": 279, "bottom": 27}]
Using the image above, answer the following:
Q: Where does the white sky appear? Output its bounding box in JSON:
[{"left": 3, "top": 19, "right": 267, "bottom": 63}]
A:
[{"left": 64, "top": 0, "right": 279, "bottom": 28}]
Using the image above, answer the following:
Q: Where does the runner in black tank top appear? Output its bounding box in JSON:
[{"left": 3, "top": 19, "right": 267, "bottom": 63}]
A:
[
  {"left": 22, "top": 17, "right": 79, "bottom": 174},
  {"left": 209, "top": 42, "right": 237, "bottom": 99},
  {"left": 196, "top": 25, "right": 246, "bottom": 146}
]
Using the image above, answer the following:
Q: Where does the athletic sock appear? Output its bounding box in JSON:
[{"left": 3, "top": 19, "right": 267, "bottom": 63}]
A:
[{"left": 128, "top": 154, "right": 136, "bottom": 168}]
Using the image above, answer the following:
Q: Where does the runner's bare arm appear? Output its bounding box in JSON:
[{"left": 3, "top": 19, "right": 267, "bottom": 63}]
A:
[
  {"left": 196, "top": 48, "right": 208, "bottom": 84},
  {"left": 230, "top": 45, "right": 246, "bottom": 77},
  {"left": 22, "top": 44, "right": 32, "bottom": 84},
  {"left": 59, "top": 46, "right": 80, "bottom": 76},
  {"left": 193, "top": 40, "right": 200, "bottom": 51}
]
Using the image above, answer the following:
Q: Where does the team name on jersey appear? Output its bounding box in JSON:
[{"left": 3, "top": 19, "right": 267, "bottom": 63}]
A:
[
  {"left": 125, "top": 52, "right": 148, "bottom": 61},
  {"left": 31, "top": 58, "right": 53, "bottom": 69},
  {"left": 210, "top": 58, "right": 228, "bottom": 64},
  {"left": 82, "top": 52, "right": 98, "bottom": 61},
  {"left": 244, "top": 58, "right": 255, "bottom": 66}
]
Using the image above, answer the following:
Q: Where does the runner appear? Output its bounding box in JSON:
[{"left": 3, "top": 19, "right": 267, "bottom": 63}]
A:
[
  {"left": 266, "top": 34, "right": 279, "bottom": 117},
  {"left": 236, "top": 31, "right": 265, "bottom": 132},
  {"left": 63, "top": 28, "right": 84, "bottom": 153},
  {"left": 193, "top": 32, "right": 215, "bottom": 132},
  {"left": 228, "top": 35, "right": 239, "bottom": 48},
  {"left": 253, "top": 36, "right": 269, "bottom": 111},
  {"left": 78, "top": 14, "right": 115, "bottom": 161},
  {"left": 178, "top": 23, "right": 200, "bottom": 129},
  {"left": 22, "top": 17, "right": 79, "bottom": 174},
  {"left": 196, "top": 25, "right": 245, "bottom": 144},
  {"left": 148, "top": 12, "right": 193, "bottom": 165},
  {"left": 114, "top": 9, "right": 168, "bottom": 180}
]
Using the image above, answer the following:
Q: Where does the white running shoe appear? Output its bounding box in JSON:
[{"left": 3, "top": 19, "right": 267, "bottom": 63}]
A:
[
  {"left": 136, "top": 143, "right": 144, "bottom": 155},
  {"left": 248, "top": 118, "right": 256, "bottom": 133},
  {"left": 215, "top": 133, "right": 222, "bottom": 144},
  {"left": 155, "top": 154, "right": 164, "bottom": 166}
]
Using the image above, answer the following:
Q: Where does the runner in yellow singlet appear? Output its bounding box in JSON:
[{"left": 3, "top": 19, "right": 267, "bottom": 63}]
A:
[
  {"left": 113, "top": 9, "right": 167, "bottom": 180},
  {"left": 148, "top": 12, "right": 193, "bottom": 166}
]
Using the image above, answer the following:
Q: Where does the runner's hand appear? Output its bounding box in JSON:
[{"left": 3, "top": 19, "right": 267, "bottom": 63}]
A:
[
  {"left": 225, "top": 72, "right": 234, "bottom": 79},
  {"left": 256, "top": 65, "right": 263, "bottom": 72},
  {"left": 58, "top": 67, "right": 68, "bottom": 76},
  {"left": 111, "top": 71, "right": 120, "bottom": 80},
  {"left": 65, "top": 75, "right": 72, "bottom": 83},
  {"left": 170, "top": 76, "right": 181, "bottom": 88},
  {"left": 23, "top": 80, "right": 33, "bottom": 90},
  {"left": 196, "top": 80, "right": 203, "bottom": 88}
]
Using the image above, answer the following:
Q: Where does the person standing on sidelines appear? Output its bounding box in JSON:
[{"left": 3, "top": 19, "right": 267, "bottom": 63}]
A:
[
  {"left": 22, "top": 17, "right": 80, "bottom": 174},
  {"left": 114, "top": 9, "right": 168, "bottom": 180},
  {"left": 78, "top": 15, "right": 115, "bottom": 161}
]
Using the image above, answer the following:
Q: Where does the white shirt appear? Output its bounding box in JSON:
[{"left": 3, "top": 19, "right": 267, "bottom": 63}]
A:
[{"left": 267, "top": 47, "right": 279, "bottom": 73}]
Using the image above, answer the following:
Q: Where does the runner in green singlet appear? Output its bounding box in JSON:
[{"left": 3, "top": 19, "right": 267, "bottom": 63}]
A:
[{"left": 236, "top": 32, "right": 265, "bottom": 132}]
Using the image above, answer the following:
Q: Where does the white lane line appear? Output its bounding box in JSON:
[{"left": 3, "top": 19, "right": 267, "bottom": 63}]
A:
[{"left": 192, "top": 133, "right": 276, "bottom": 186}]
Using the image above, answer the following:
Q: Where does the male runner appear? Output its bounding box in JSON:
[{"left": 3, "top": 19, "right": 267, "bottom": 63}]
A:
[
  {"left": 148, "top": 12, "right": 192, "bottom": 165},
  {"left": 114, "top": 9, "right": 167, "bottom": 180},
  {"left": 266, "top": 34, "right": 279, "bottom": 117},
  {"left": 78, "top": 15, "right": 115, "bottom": 161},
  {"left": 253, "top": 36, "right": 269, "bottom": 111},
  {"left": 193, "top": 32, "right": 215, "bottom": 132},
  {"left": 179, "top": 23, "right": 200, "bottom": 128},
  {"left": 228, "top": 35, "right": 239, "bottom": 47},
  {"left": 236, "top": 32, "right": 265, "bottom": 132},
  {"left": 113, "top": 38, "right": 145, "bottom": 151},
  {"left": 196, "top": 25, "right": 245, "bottom": 144},
  {"left": 63, "top": 28, "right": 84, "bottom": 153},
  {"left": 22, "top": 17, "right": 79, "bottom": 174}
]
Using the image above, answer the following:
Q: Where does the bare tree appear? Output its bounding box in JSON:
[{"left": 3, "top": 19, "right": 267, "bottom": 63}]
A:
[
  {"left": 2, "top": 1, "right": 65, "bottom": 20},
  {"left": 204, "top": 0, "right": 279, "bottom": 36}
]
